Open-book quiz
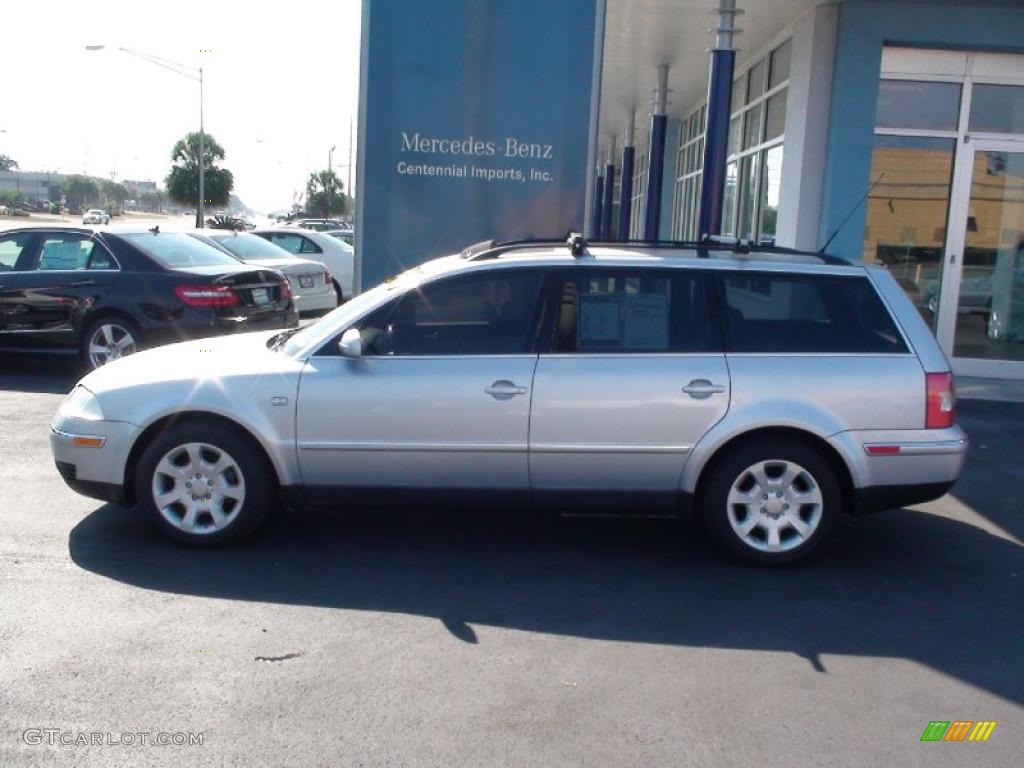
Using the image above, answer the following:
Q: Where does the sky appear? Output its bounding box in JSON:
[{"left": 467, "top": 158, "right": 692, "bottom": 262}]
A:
[{"left": 1, "top": 0, "right": 362, "bottom": 213}]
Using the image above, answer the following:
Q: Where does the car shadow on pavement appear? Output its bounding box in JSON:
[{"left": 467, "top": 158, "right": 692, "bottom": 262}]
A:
[
  {"left": 69, "top": 501, "right": 1023, "bottom": 705},
  {"left": 0, "top": 354, "right": 80, "bottom": 394}
]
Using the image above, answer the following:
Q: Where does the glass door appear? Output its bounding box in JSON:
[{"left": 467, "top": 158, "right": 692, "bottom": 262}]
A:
[{"left": 937, "top": 139, "right": 1024, "bottom": 378}]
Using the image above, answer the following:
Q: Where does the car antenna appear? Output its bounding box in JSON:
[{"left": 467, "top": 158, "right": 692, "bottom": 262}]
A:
[
  {"left": 149, "top": 225, "right": 160, "bottom": 235},
  {"left": 818, "top": 172, "right": 884, "bottom": 254}
]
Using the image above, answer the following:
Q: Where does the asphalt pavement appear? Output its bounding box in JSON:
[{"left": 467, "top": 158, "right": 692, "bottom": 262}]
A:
[{"left": 0, "top": 353, "right": 1021, "bottom": 767}]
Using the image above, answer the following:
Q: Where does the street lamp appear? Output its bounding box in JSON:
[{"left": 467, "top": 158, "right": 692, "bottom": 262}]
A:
[{"left": 86, "top": 45, "right": 206, "bottom": 228}]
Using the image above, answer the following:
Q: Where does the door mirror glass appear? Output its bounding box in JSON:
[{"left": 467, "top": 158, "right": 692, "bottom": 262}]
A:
[{"left": 338, "top": 327, "right": 362, "bottom": 357}]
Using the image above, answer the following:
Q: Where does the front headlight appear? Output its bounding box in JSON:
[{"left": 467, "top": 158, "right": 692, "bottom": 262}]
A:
[{"left": 60, "top": 386, "right": 105, "bottom": 421}]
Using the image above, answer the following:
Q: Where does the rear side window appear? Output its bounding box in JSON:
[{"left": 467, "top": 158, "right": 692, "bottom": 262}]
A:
[
  {"left": 554, "top": 269, "right": 718, "bottom": 353},
  {"left": 36, "top": 234, "right": 95, "bottom": 271},
  {"left": 721, "top": 273, "right": 907, "bottom": 353}
]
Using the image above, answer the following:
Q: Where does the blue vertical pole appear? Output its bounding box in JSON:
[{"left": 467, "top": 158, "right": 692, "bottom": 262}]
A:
[
  {"left": 602, "top": 161, "right": 615, "bottom": 240},
  {"left": 592, "top": 174, "right": 604, "bottom": 237},
  {"left": 643, "top": 65, "right": 670, "bottom": 241},
  {"left": 618, "top": 144, "right": 635, "bottom": 240},
  {"left": 697, "top": 1, "right": 738, "bottom": 238}
]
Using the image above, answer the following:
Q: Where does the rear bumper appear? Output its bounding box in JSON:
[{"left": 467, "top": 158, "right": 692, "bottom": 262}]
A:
[
  {"left": 293, "top": 289, "right": 336, "bottom": 315},
  {"left": 851, "top": 481, "right": 955, "bottom": 516},
  {"left": 143, "top": 306, "right": 298, "bottom": 347}
]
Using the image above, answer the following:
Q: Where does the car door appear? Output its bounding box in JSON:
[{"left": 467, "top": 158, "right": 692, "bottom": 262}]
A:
[
  {"left": 529, "top": 267, "right": 730, "bottom": 509},
  {"left": 7, "top": 231, "right": 120, "bottom": 351},
  {"left": 0, "top": 231, "right": 40, "bottom": 344},
  {"left": 295, "top": 267, "right": 546, "bottom": 502}
]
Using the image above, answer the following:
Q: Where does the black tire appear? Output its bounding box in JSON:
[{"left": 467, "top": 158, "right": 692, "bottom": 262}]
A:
[
  {"left": 701, "top": 438, "right": 840, "bottom": 566},
  {"left": 80, "top": 316, "right": 143, "bottom": 370},
  {"left": 135, "top": 419, "right": 273, "bottom": 546},
  {"left": 332, "top": 279, "right": 344, "bottom": 305}
]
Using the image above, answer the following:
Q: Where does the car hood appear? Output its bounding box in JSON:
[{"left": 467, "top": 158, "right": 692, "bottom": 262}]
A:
[{"left": 79, "top": 331, "right": 305, "bottom": 425}]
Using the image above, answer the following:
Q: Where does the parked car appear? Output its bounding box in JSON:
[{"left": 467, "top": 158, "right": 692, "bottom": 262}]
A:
[
  {"left": 295, "top": 218, "right": 344, "bottom": 232},
  {"left": 49, "top": 236, "right": 966, "bottom": 564},
  {"left": 324, "top": 228, "right": 354, "bottom": 247},
  {"left": 253, "top": 227, "right": 354, "bottom": 301},
  {"left": 0, "top": 226, "right": 297, "bottom": 369},
  {"left": 82, "top": 209, "right": 110, "bottom": 225},
  {"left": 190, "top": 230, "right": 337, "bottom": 315}
]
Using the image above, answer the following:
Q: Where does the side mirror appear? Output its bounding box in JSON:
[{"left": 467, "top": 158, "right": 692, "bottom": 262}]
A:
[{"left": 338, "top": 328, "right": 362, "bottom": 358}]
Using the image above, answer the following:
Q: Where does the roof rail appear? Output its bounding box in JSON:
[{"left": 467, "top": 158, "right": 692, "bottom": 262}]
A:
[{"left": 465, "top": 234, "right": 849, "bottom": 265}]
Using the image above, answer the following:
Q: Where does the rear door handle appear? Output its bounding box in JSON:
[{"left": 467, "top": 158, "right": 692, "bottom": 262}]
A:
[
  {"left": 485, "top": 380, "right": 528, "bottom": 398},
  {"left": 71, "top": 279, "right": 96, "bottom": 287},
  {"left": 682, "top": 379, "right": 726, "bottom": 399}
]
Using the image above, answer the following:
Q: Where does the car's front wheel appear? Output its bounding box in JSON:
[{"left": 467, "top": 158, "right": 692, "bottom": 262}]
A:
[
  {"left": 136, "top": 421, "right": 272, "bottom": 545},
  {"left": 702, "top": 438, "right": 840, "bottom": 565}
]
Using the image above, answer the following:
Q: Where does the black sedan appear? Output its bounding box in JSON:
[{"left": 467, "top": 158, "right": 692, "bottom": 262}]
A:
[{"left": 0, "top": 226, "right": 298, "bottom": 369}]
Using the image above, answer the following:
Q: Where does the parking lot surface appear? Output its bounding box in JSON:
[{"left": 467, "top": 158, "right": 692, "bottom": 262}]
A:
[{"left": 1, "top": 354, "right": 1021, "bottom": 767}]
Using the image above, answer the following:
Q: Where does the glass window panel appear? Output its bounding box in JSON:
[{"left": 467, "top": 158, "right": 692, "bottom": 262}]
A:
[
  {"left": 722, "top": 161, "right": 739, "bottom": 236},
  {"left": 747, "top": 59, "right": 767, "bottom": 103},
  {"left": 731, "top": 74, "right": 745, "bottom": 114},
  {"left": 969, "top": 84, "right": 1024, "bottom": 134},
  {"left": 727, "top": 116, "right": 741, "bottom": 157},
  {"left": 875, "top": 80, "right": 961, "bottom": 131},
  {"left": 769, "top": 40, "right": 792, "bottom": 89},
  {"left": 0, "top": 232, "right": 34, "bottom": 270},
  {"left": 743, "top": 103, "right": 763, "bottom": 150},
  {"left": 955, "top": 150, "right": 1024, "bottom": 361},
  {"left": 37, "top": 236, "right": 94, "bottom": 271},
  {"left": 765, "top": 91, "right": 787, "bottom": 141},
  {"left": 737, "top": 153, "right": 760, "bottom": 240},
  {"left": 861, "top": 135, "right": 955, "bottom": 327},
  {"left": 758, "top": 145, "right": 784, "bottom": 244}
]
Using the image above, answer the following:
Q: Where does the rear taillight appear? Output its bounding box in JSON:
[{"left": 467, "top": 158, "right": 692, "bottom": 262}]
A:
[
  {"left": 324, "top": 269, "right": 332, "bottom": 285},
  {"left": 926, "top": 372, "right": 955, "bottom": 429},
  {"left": 280, "top": 280, "right": 292, "bottom": 300},
  {"left": 174, "top": 284, "right": 240, "bottom": 307}
]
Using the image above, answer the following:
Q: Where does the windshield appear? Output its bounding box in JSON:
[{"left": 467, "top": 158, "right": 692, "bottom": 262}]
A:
[
  {"left": 279, "top": 280, "right": 398, "bottom": 356},
  {"left": 119, "top": 232, "right": 243, "bottom": 268},
  {"left": 207, "top": 232, "right": 295, "bottom": 261}
]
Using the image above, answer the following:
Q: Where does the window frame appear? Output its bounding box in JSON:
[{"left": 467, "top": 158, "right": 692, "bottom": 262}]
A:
[
  {"left": 321, "top": 266, "right": 551, "bottom": 358},
  {"left": 545, "top": 266, "right": 723, "bottom": 356}
]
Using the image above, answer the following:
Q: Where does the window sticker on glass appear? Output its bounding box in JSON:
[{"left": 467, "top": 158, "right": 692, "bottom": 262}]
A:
[
  {"left": 623, "top": 293, "right": 669, "bottom": 349},
  {"left": 579, "top": 294, "right": 622, "bottom": 345}
]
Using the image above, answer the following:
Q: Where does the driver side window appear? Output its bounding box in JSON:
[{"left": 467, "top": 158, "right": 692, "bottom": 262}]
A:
[{"left": 354, "top": 270, "right": 543, "bottom": 356}]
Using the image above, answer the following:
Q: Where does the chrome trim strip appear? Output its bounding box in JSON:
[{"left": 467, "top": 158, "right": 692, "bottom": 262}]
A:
[
  {"left": 50, "top": 427, "right": 106, "bottom": 447},
  {"left": 299, "top": 441, "right": 526, "bottom": 452},
  {"left": 531, "top": 443, "right": 691, "bottom": 454},
  {"left": 863, "top": 439, "right": 967, "bottom": 456}
]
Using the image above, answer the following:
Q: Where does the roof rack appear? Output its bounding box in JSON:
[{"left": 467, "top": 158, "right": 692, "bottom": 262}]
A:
[{"left": 465, "top": 233, "right": 850, "bottom": 265}]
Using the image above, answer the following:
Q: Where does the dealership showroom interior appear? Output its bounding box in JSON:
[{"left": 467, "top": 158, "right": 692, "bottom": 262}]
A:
[{"left": 1, "top": 0, "right": 1021, "bottom": 766}]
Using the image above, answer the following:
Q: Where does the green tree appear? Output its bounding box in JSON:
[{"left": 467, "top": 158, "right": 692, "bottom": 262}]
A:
[
  {"left": 100, "top": 180, "right": 128, "bottom": 215},
  {"left": 0, "top": 189, "right": 23, "bottom": 207},
  {"left": 139, "top": 189, "right": 166, "bottom": 213},
  {"left": 305, "top": 169, "right": 347, "bottom": 218},
  {"left": 62, "top": 175, "right": 99, "bottom": 211},
  {"left": 165, "top": 132, "right": 234, "bottom": 214},
  {"left": 0, "top": 155, "right": 18, "bottom": 171}
]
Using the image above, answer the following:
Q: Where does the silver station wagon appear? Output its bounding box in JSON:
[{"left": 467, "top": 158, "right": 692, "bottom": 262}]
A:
[{"left": 50, "top": 237, "right": 967, "bottom": 564}]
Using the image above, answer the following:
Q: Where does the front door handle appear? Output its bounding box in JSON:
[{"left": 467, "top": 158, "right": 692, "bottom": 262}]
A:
[
  {"left": 682, "top": 379, "right": 726, "bottom": 399},
  {"left": 71, "top": 279, "right": 96, "bottom": 287},
  {"left": 485, "top": 380, "right": 528, "bottom": 399}
]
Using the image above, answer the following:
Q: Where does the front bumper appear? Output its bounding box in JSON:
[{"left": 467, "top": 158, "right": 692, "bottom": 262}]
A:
[{"left": 50, "top": 418, "right": 139, "bottom": 504}]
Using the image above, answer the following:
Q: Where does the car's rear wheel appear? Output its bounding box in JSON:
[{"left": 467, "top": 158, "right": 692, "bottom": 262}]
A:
[
  {"left": 702, "top": 438, "right": 840, "bottom": 565},
  {"left": 332, "top": 279, "right": 344, "bottom": 305},
  {"left": 136, "top": 421, "right": 272, "bottom": 546},
  {"left": 82, "top": 317, "right": 141, "bottom": 369}
]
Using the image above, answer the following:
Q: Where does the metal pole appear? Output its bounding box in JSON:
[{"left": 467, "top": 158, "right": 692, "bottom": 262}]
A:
[
  {"left": 644, "top": 65, "right": 670, "bottom": 241},
  {"left": 197, "top": 66, "right": 205, "bottom": 228},
  {"left": 697, "top": 0, "right": 740, "bottom": 238},
  {"left": 591, "top": 173, "right": 604, "bottom": 237},
  {"left": 602, "top": 140, "right": 615, "bottom": 240},
  {"left": 618, "top": 112, "right": 635, "bottom": 240},
  {"left": 347, "top": 117, "right": 353, "bottom": 202}
]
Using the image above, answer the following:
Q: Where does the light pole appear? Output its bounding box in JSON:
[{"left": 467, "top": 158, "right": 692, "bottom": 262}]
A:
[{"left": 86, "top": 45, "right": 206, "bottom": 228}]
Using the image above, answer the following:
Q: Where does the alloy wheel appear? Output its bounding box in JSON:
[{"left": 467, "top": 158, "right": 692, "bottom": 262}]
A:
[
  {"left": 88, "top": 323, "right": 137, "bottom": 368},
  {"left": 726, "top": 459, "right": 824, "bottom": 553},
  {"left": 151, "top": 442, "right": 247, "bottom": 535}
]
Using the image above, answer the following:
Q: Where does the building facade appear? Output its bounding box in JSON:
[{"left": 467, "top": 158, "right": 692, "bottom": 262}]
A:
[{"left": 596, "top": 0, "right": 1024, "bottom": 378}]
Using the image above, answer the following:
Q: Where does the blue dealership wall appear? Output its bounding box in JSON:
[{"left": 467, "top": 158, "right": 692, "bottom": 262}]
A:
[
  {"left": 819, "top": 0, "right": 1024, "bottom": 261},
  {"left": 357, "top": 0, "right": 600, "bottom": 291}
]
